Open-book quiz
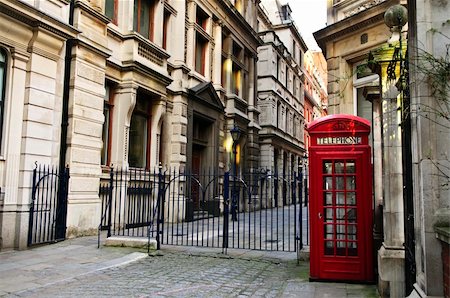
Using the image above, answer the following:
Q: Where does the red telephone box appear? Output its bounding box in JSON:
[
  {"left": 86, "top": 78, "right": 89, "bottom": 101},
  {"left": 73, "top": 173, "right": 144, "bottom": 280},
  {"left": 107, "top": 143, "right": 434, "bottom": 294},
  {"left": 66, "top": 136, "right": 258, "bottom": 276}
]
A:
[{"left": 307, "top": 115, "right": 373, "bottom": 282}]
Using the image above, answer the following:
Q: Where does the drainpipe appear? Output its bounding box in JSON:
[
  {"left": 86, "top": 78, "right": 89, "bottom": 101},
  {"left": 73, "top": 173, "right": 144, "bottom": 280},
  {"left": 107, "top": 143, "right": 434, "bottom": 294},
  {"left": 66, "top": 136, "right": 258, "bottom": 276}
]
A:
[
  {"left": 55, "top": 0, "right": 75, "bottom": 240},
  {"left": 59, "top": 0, "right": 75, "bottom": 174}
]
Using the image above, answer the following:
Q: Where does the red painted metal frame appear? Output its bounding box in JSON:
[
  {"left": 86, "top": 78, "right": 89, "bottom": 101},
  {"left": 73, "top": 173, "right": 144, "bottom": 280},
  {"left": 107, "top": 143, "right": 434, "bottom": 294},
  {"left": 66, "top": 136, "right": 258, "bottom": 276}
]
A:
[{"left": 307, "top": 114, "right": 374, "bottom": 282}]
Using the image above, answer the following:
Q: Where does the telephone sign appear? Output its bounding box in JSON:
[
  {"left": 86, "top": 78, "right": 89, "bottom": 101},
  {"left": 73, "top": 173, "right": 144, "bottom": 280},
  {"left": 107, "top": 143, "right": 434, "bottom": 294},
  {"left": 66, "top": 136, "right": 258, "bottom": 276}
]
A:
[{"left": 307, "top": 114, "right": 374, "bottom": 282}]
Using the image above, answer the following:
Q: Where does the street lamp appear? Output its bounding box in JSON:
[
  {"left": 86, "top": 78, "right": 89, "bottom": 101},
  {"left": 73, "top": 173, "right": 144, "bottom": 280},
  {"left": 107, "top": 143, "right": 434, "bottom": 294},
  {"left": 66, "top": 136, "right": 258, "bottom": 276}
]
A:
[{"left": 230, "top": 126, "right": 241, "bottom": 221}]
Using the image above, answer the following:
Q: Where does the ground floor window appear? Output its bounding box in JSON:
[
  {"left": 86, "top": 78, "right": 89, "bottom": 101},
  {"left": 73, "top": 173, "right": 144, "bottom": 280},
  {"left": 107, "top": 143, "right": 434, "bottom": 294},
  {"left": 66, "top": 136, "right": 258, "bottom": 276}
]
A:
[{"left": 129, "top": 93, "right": 151, "bottom": 168}]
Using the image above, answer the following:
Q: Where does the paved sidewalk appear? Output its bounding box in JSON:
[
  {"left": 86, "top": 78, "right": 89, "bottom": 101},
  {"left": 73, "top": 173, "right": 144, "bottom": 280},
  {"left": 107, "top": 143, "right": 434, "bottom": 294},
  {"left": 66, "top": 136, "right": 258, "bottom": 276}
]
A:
[
  {"left": 0, "top": 236, "right": 378, "bottom": 297},
  {"left": 0, "top": 236, "right": 147, "bottom": 296}
]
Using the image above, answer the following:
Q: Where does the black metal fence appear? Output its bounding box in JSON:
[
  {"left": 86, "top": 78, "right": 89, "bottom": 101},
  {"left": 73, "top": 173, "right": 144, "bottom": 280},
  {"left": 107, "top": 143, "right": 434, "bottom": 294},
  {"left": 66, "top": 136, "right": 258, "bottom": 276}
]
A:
[
  {"left": 99, "top": 167, "right": 309, "bottom": 252},
  {"left": 28, "top": 164, "right": 70, "bottom": 246}
]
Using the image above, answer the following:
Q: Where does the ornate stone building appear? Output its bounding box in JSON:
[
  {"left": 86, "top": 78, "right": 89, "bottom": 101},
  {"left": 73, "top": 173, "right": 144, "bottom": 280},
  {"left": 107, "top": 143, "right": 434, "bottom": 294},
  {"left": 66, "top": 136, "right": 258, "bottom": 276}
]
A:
[
  {"left": 257, "top": 0, "right": 307, "bottom": 179},
  {"left": 0, "top": 0, "right": 261, "bottom": 250},
  {"left": 304, "top": 50, "right": 327, "bottom": 151}
]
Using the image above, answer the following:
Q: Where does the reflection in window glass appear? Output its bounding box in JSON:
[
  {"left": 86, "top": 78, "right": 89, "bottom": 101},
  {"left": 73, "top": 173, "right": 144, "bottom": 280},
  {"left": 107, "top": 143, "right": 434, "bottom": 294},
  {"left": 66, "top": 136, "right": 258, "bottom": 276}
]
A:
[
  {"left": 347, "top": 192, "right": 356, "bottom": 205},
  {"left": 325, "top": 208, "right": 333, "bottom": 221},
  {"left": 336, "top": 192, "right": 345, "bottom": 205},
  {"left": 336, "top": 208, "right": 346, "bottom": 219},
  {"left": 346, "top": 161, "right": 355, "bottom": 173},
  {"left": 323, "top": 176, "right": 333, "bottom": 190},
  {"left": 336, "top": 177, "right": 345, "bottom": 190},
  {"left": 129, "top": 114, "right": 148, "bottom": 168},
  {"left": 324, "top": 192, "right": 333, "bottom": 205},
  {"left": 323, "top": 161, "right": 332, "bottom": 174},
  {"left": 324, "top": 241, "right": 334, "bottom": 255},
  {"left": 346, "top": 176, "right": 356, "bottom": 190},
  {"left": 324, "top": 225, "right": 333, "bottom": 238},
  {"left": 335, "top": 161, "right": 344, "bottom": 173}
]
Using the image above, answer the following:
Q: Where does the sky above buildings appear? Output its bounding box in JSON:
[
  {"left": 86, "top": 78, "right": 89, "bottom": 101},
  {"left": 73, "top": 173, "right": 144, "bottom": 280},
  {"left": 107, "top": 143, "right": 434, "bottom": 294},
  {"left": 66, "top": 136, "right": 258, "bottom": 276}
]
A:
[{"left": 283, "top": 0, "right": 327, "bottom": 51}]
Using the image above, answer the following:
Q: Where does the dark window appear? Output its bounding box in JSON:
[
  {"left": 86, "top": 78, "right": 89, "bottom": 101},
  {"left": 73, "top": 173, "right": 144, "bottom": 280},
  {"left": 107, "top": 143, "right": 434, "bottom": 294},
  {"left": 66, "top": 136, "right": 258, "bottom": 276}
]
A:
[
  {"left": 134, "top": 0, "right": 155, "bottom": 40},
  {"left": 196, "top": 6, "right": 208, "bottom": 30},
  {"left": 163, "top": 9, "right": 170, "bottom": 49},
  {"left": 195, "top": 32, "right": 207, "bottom": 75},
  {"left": 105, "top": 0, "right": 118, "bottom": 24},
  {"left": 101, "top": 82, "right": 115, "bottom": 166},
  {"left": 129, "top": 93, "right": 151, "bottom": 168},
  {"left": 0, "top": 49, "right": 6, "bottom": 149}
]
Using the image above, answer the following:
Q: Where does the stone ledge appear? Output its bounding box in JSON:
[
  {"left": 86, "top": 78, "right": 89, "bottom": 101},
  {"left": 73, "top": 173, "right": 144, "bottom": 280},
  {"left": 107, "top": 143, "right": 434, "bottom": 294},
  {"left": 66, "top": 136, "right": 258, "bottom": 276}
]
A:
[
  {"left": 105, "top": 236, "right": 157, "bottom": 250},
  {"left": 435, "top": 226, "right": 450, "bottom": 244}
]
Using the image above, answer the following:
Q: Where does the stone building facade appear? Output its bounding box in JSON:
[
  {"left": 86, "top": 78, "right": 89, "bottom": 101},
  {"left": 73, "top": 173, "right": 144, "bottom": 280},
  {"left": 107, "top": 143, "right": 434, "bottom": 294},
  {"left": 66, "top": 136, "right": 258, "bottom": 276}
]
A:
[
  {"left": 0, "top": 0, "right": 263, "bottom": 250},
  {"left": 303, "top": 50, "right": 327, "bottom": 151},
  {"left": 257, "top": 0, "right": 307, "bottom": 180}
]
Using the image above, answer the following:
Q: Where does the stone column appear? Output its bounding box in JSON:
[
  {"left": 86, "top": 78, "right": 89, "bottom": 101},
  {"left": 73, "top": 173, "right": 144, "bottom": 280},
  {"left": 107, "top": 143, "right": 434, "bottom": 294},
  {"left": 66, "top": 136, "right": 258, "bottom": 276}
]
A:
[
  {"left": 64, "top": 3, "right": 110, "bottom": 237},
  {"left": 377, "top": 75, "right": 405, "bottom": 297},
  {"left": 212, "top": 21, "right": 223, "bottom": 88},
  {"left": 109, "top": 82, "right": 137, "bottom": 168}
]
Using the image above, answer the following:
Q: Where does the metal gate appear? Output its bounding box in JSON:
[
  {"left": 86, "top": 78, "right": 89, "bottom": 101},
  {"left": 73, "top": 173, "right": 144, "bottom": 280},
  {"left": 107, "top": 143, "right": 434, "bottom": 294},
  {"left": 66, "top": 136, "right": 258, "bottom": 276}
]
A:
[
  {"left": 28, "top": 164, "right": 70, "bottom": 246},
  {"left": 99, "top": 168, "right": 309, "bottom": 253}
]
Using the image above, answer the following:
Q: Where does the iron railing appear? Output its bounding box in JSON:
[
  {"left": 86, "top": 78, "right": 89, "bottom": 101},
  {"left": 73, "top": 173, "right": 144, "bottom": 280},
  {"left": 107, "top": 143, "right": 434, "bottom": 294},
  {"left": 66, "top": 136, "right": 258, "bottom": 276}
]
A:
[
  {"left": 28, "top": 164, "right": 70, "bottom": 246},
  {"left": 99, "top": 167, "right": 310, "bottom": 253}
]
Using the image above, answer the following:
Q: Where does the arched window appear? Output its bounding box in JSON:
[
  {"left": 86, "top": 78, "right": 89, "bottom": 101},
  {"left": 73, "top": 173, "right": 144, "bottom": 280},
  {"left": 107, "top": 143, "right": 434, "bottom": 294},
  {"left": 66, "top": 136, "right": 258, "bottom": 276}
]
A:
[{"left": 0, "top": 49, "right": 7, "bottom": 149}]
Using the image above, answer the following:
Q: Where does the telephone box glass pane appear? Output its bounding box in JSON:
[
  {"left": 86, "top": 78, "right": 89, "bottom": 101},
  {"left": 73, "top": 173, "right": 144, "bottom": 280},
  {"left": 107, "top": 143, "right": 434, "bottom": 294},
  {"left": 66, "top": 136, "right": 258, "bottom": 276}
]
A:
[
  {"left": 346, "top": 176, "right": 356, "bottom": 190},
  {"left": 325, "top": 241, "right": 334, "bottom": 255},
  {"left": 347, "top": 192, "right": 356, "bottom": 205},
  {"left": 324, "top": 225, "right": 333, "bottom": 239},
  {"left": 347, "top": 208, "right": 357, "bottom": 222},
  {"left": 335, "top": 161, "right": 345, "bottom": 173},
  {"left": 336, "top": 192, "right": 345, "bottom": 205},
  {"left": 324, "top": 192, "right": 333, "bottom": 205},
  {"left": 348, "top": 241, "right": 357, "bottom": 256},
  {"left": 325, "top": 208, "right": 333, "bottom": 221},
  {"left": 337, "top": 241, "right": 346, "bottom": 256},
  {"left": 346, "top": 161, "right": 355, "bottom": 173},
  {"left": 336, "top": 225, "right": 345, "bottom": 240},
  {"left": 336, "top": 208, "right": 346, "bottom": 220},
  {"left": 336, "top": 177, "right": 345, "bottom": 190},
  {"left": 324, "top": 177, "right": 333, "bottom": 190},
  {"left": 323, "top": 161, "right": 332, "bottom": 174}
]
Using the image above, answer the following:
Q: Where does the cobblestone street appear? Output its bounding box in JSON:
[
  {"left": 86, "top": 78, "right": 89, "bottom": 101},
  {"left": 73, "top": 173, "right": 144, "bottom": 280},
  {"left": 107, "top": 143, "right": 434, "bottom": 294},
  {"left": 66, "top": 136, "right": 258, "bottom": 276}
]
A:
[{"left": 9, "top": 245, "right": 377, "bottom": 298}]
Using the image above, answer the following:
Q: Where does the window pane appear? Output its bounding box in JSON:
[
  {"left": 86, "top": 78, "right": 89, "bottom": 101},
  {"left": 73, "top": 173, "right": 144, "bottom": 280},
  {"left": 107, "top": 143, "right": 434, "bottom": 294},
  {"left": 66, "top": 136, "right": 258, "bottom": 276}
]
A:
[
  {"left": 346, "top": 161, "right": 355, "bottom": 173},
  {"left": 140, "top": 0, "right": 150, "bottom": 38},
  {"left": 323, "top": 161, "right": 332, "bottom": 174},
  {"left": 129, "top": 114, "right": 148, "bottom": 168},
  {"left": 324, "top": 192, "right": 332, "bottom": 206},
  {"left": 323, "top": 176, "right": 332, "bottom": 190},
  {"left": 324, "top": 240, "right": 334, "bottom": 255},
  {"left": 336, "top": 192, "right": 345, "bottom": 205},
  {"left": 105, "top": 0, "right": 115, "bottom": 20},
  {"left": 195, "top": 34, "right": 206, "bottom": 74},
  {"left": 336, "top": 177, "right": 344, "bottom": 190},
  {"left": 324, "top": 224, "right": 333, "bottom": 239},
  {"left": 101, "top": 106, "right": 110, "bottom": 165},
  {"left": 347, "top": 192, "right": 356, "bottom": 205},
  {"left": 346, "top": 176, "right": 356, "bottom": 190},
  {"left": 335, "top": 161, "right": 344, "bottom": 173}
]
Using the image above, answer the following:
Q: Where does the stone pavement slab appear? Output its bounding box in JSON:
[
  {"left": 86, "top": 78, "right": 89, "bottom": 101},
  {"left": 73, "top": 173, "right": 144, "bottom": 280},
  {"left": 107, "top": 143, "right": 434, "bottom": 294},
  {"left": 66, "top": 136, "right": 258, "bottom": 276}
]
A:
[
  {"left": 0, "top": 236, "right": 378, "bottom": 297},
  {"left": 0, "top": 236, "right": 147, "bottom": 296}
]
